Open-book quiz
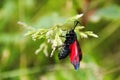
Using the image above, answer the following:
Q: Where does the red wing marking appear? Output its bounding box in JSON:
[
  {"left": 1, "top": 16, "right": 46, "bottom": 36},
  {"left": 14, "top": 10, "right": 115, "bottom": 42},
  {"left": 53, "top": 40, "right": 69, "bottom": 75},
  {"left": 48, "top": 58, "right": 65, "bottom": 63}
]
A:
[{"left": 69, "top": 40, "right": 82, "bottom": 70}]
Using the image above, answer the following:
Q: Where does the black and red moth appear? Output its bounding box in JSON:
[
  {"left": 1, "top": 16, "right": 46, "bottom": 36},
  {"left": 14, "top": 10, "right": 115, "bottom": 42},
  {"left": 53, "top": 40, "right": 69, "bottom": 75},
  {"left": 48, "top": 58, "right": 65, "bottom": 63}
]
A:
[{"left": 58, "top": 20, "right": 82, "bottom": 70}]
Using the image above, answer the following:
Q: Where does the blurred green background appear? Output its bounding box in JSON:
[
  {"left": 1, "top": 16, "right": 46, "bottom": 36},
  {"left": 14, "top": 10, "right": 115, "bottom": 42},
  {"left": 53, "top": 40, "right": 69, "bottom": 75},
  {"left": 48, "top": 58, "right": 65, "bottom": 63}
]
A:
[{"left": 0, "top": 0, "right": 120, "bottom": 80}]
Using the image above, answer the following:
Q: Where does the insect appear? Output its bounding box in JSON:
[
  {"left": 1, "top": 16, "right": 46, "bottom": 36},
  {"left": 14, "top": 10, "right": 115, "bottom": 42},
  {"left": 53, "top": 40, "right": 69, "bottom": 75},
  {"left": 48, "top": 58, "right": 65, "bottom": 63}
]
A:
[{"left": 58, "top": 20, "right": 82, "bottom": 70}]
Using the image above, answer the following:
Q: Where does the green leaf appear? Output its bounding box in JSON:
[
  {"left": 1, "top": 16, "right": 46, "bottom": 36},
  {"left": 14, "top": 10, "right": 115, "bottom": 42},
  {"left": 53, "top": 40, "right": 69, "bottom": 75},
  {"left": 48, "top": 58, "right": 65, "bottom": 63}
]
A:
[{"left": 95, "top": 5, "right": 120, "bottom": 20}]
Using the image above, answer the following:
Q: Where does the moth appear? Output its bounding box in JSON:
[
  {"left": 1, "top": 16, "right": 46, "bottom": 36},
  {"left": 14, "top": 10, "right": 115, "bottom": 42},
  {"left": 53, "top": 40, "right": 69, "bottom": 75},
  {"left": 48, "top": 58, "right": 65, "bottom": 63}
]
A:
[{"left": 58, "top": 20, "right": 82, "bottom": 70}]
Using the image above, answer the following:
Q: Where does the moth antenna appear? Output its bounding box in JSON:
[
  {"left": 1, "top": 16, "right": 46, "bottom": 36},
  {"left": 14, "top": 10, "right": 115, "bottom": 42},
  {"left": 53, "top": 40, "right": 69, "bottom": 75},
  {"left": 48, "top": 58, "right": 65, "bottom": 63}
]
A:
[{"left": 73, "top": 20, "right": 80, "bottom": 30}]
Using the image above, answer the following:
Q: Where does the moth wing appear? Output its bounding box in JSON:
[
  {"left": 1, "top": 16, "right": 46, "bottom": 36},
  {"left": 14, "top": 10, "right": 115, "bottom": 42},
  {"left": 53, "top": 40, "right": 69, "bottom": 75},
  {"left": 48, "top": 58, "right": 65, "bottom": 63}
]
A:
[{"left": 69, "top": 40, "right": 82, "bottom": 70}]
